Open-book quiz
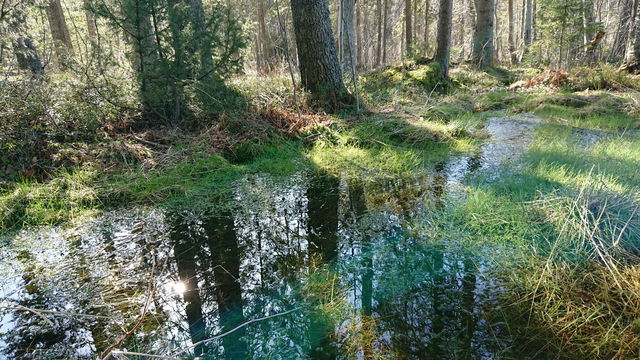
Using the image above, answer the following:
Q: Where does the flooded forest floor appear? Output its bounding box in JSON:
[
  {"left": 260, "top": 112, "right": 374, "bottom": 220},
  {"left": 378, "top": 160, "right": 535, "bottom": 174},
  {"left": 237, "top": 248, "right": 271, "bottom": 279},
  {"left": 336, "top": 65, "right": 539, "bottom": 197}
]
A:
[{"left": 1, "top": 64, "right": 640, "bottom": 359}]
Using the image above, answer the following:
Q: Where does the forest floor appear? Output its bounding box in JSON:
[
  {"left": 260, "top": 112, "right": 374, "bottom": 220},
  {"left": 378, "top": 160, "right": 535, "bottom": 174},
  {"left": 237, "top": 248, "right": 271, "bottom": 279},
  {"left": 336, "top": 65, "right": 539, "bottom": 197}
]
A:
[{"left": 1, "top": 63, "right": 640, "bottom": 357}]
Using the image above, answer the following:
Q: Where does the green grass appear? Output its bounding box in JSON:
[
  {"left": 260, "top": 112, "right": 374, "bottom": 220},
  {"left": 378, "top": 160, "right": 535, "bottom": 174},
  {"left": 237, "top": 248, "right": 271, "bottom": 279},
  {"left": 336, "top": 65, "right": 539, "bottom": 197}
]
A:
[{"left": 429, "top": 118, "right": 640, "bottom": 358}]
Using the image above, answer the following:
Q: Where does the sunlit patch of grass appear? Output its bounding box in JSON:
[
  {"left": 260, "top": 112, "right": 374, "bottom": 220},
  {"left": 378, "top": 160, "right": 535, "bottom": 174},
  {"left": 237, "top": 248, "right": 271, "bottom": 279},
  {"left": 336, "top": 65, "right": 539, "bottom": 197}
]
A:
[
  {"left": 0, "top": 167, "right": 100, "bottom": 230},
  {"left": 511, "top": 92, "right": 640, "bottom": 130},
  {"left": 308, "top": 112, "right": 481, "bottom": 180},
  {"left": 444, "top": 119, "right": 640, "bottom": 358}
]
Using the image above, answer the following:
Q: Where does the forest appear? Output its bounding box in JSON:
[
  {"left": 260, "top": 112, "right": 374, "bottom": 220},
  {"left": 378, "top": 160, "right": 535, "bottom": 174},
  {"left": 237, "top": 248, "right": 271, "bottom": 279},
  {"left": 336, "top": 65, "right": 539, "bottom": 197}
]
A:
[{"left": 0, "top": 0, "right": 639, "bottom": 358}]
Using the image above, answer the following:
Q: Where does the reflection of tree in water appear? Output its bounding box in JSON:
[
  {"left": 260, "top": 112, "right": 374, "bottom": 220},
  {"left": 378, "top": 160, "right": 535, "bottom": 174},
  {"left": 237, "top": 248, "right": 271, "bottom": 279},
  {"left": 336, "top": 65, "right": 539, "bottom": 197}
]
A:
[{"left": 1, "top": 171, "right": 509, "bottom": 359}]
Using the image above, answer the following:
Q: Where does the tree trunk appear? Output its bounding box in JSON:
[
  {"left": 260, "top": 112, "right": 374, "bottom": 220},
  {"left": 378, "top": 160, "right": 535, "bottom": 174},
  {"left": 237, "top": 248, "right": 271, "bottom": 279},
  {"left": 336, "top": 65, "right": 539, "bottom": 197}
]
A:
[
  {"left": 435, "top": 0, "right": 453, "bottom": 78},
  {"left": 582, "top": 0, "right": 596, "bottom": 63},
  {"left": 340, "top": 0, "right": 357, "bottom": 82},
  {"left": 45, "top": 0, "right": 73, "bottom": 57},
  {"left": 382, "top": 0, "right": 390, "bottom": 64},
  {"left": 357, "top": 0, "right": 363, "bottom": 68},
  {"left": 83, "top": 0, "right": 98, "bottom": 41},
  {"left": 405, "top": 0, "right": 413, "bottom": 55},
  {"left": 290, "top": 0, "right": 351, "bottom": 108},
  {"left": 424, "top": 0, "right": 430, "bottom": 56},
  {"left": 472, "top": 0, "right": 495, "bottom": 67},
  {"left": 622, "top": 0, "right": 640, "bottom": 72},
  {"left": 376, "top": 0, "right": 383, "bottom": 66},
  {"left": 609, "top": 0, "right": 633, "bottom": 61},
  {"left": 508, "top": 0, "right": 516, "bottom": 63},
  {"left": 256, "top": 0, "right": 272, "bottom": 73},
  {"left": 522, "top": 0, "right": 533, "bottom": 48}
]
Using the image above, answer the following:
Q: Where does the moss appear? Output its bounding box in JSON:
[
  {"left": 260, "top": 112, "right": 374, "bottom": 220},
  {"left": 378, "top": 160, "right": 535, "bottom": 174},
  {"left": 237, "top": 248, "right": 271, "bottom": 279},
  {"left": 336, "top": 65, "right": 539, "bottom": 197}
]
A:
[{"left": 450, "top": 65, "right": 515, "bottom": 89}]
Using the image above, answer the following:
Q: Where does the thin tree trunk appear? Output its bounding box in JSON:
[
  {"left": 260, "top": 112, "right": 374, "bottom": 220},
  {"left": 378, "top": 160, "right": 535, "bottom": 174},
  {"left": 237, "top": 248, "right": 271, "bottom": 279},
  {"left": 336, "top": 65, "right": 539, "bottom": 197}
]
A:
[
  {"left": 435, "top": 0, "right": 453, "bottom": 77},
  {"left": 340, "top": 0, "right": 357, "bottom": 82},
  {"left": 405, "top": 0, "right": 413, "bottom": 55},
  {"left": 376, "top": 0, "right": 383, "bottom": 66},
  {"left": 508, "top": 0, "right": 516, "bottom": 63},
  {"left": 45, "top": 0, "right": 73, "bottom": 57},
  {"left": 424, "top": 0, "right": 430, "bottom": 56},
  {"left": 290, "top": 0, "right": 351, "bottom": 108},
  {"left": 256, "top": 0, "right": 271, "bottom": 73},
  {"left": 357, "top": 0, "right": 364, "bottom": 68},
  {"left": 382, "top": 0, "right": 390, "bottom": 65},
  {"left": 472, "top": 0, "right": 495, "bottom": 67},
  {"left": 82, "top": 0, "right": 98, "bottom": 41},
  {"left": 521, "top": 0, "right": 532, "bottom": 57}
]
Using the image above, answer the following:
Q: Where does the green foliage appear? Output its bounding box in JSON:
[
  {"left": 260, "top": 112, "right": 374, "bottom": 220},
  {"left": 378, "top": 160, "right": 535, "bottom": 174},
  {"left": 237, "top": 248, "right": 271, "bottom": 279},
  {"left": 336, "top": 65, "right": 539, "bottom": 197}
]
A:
[
  {"left": 92, "top": 0, "right": 246, "bottom": 126},
  {"left": 527, "top": 0, "right": 602, "bottom": 68},
  {"left": 0, "top": 77, "right": 123, "bottom": 182}
]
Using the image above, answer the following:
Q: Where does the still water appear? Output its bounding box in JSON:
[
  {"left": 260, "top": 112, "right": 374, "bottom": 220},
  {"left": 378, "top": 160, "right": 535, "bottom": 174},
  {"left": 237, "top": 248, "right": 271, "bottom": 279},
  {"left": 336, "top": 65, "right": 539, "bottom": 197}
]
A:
[{"left": 0, "top": 114, "right": 575, "bottom": 359}]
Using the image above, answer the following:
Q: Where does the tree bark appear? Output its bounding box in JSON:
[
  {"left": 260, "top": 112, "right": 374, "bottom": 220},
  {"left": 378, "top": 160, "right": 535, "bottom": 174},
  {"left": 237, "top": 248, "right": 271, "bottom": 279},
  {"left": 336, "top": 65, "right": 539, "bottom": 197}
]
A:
[
  {"left": 290, "top": 0, "right": 351, "bottom": 108},
  {"left": 424, "top": 0, "right": 430, "bottom": 56},
  {"left": 376, "top": 0, "right": 383, "bottom": 66},
  {"left": 508, "top": 0, "right": 516, "bottom": 63},
  {"left": 522, "top": 0, "right": 533, "bottom": 48},
  {"left": 82, "top": 0, "right": 98, "bottom": 41},
  {"left": 405, "top": 0, "right": 413, "bottom": 55},
  {"left": 382, "top": 0, "right": 390, "bottom": 64},
  {"left": 435, "top": 0, "right": 453, "bottom": 78},
  {"left": 339, "top": 0, "right": 357, "bottom": 82},
  {"left": 256, "top": 0, "right": 274, "bottom": 73},
  {"left": 472, "top": 0, "right": 495, "bottom": 67},
  {"left": 45, "top": 0, "right": 73, "bottom": 57},
  {"left": 622, "top": 0, "right": 640, "bottom": 72}
]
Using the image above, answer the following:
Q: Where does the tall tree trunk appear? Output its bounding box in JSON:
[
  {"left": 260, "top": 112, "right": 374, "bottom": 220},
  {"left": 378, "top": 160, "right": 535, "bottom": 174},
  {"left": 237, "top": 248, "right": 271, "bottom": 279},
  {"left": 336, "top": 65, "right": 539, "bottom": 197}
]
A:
[
  {"left": 405, "top": 0, "right": 413, "bottom": 56},
  {"left": 472, "top": 0, "right": 495, "bottom": 67},
  {"left": 435, "top": 0, "right": 453, "bottom": 78},
  {"left": 424, "top": 0, "right": 430, "bottom": 56},
  {"left": 340, "top": 0, "right": 357, "bottom": 82},
  {"left": 382, "top": 0, "right": 390, "bottom": 64},
  {"left": 363, "top": 0, "right": 370, "bottom": 69},
  {"left": 124, "top": 0, "right": 163, "bottom": 120},
  {"left": 82, "top": 0, "right": 98, "bottom": 41},
  {"left": 256, "top": 0, "right": 272, "bottom": 73},
  {"left": 581, "top": 0, "right": 596, "bottom": 63},
  {"left": 376, "top": 0, "right": 383, "bottom": 66},
  {"left": 45, "top": 0, "right": 73, "bottom": 57},
  {"left": 521, "top": 0, "right": 533, "bottom": 58},
  {"left": 357, "top": 0, "right": 363, "bottom": 68},
  {"left": 622, "top": 0, "right": 640, "bottom": 72},
  {"left": 508, "top": 0, "right": 517, "bottom": 63},
  {"left": 290, "top": 0, "right": 351, "bottom": 108},
  {"left": 609, "top": 0, "right": 633, "bottom": 61}
]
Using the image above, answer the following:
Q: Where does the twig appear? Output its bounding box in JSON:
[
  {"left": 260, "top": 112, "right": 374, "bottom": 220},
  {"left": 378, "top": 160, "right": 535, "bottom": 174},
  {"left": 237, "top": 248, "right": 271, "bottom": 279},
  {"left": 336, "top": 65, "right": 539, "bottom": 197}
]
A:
[
  {"left": 0, "top": 306, "right": 110, "bottom": 320},
  {"left": 170, "top": 307, "right": 301, "bottom": 357},
  {"left": 100, "top": 257, "right": 157, "bottom": 360}
]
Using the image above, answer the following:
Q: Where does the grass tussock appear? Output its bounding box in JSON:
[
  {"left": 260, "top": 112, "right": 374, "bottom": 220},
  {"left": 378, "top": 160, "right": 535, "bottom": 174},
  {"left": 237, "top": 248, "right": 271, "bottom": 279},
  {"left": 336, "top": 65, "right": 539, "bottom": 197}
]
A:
[{"left": 507, "top": 187, "right": 640, "bottom": 358}]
